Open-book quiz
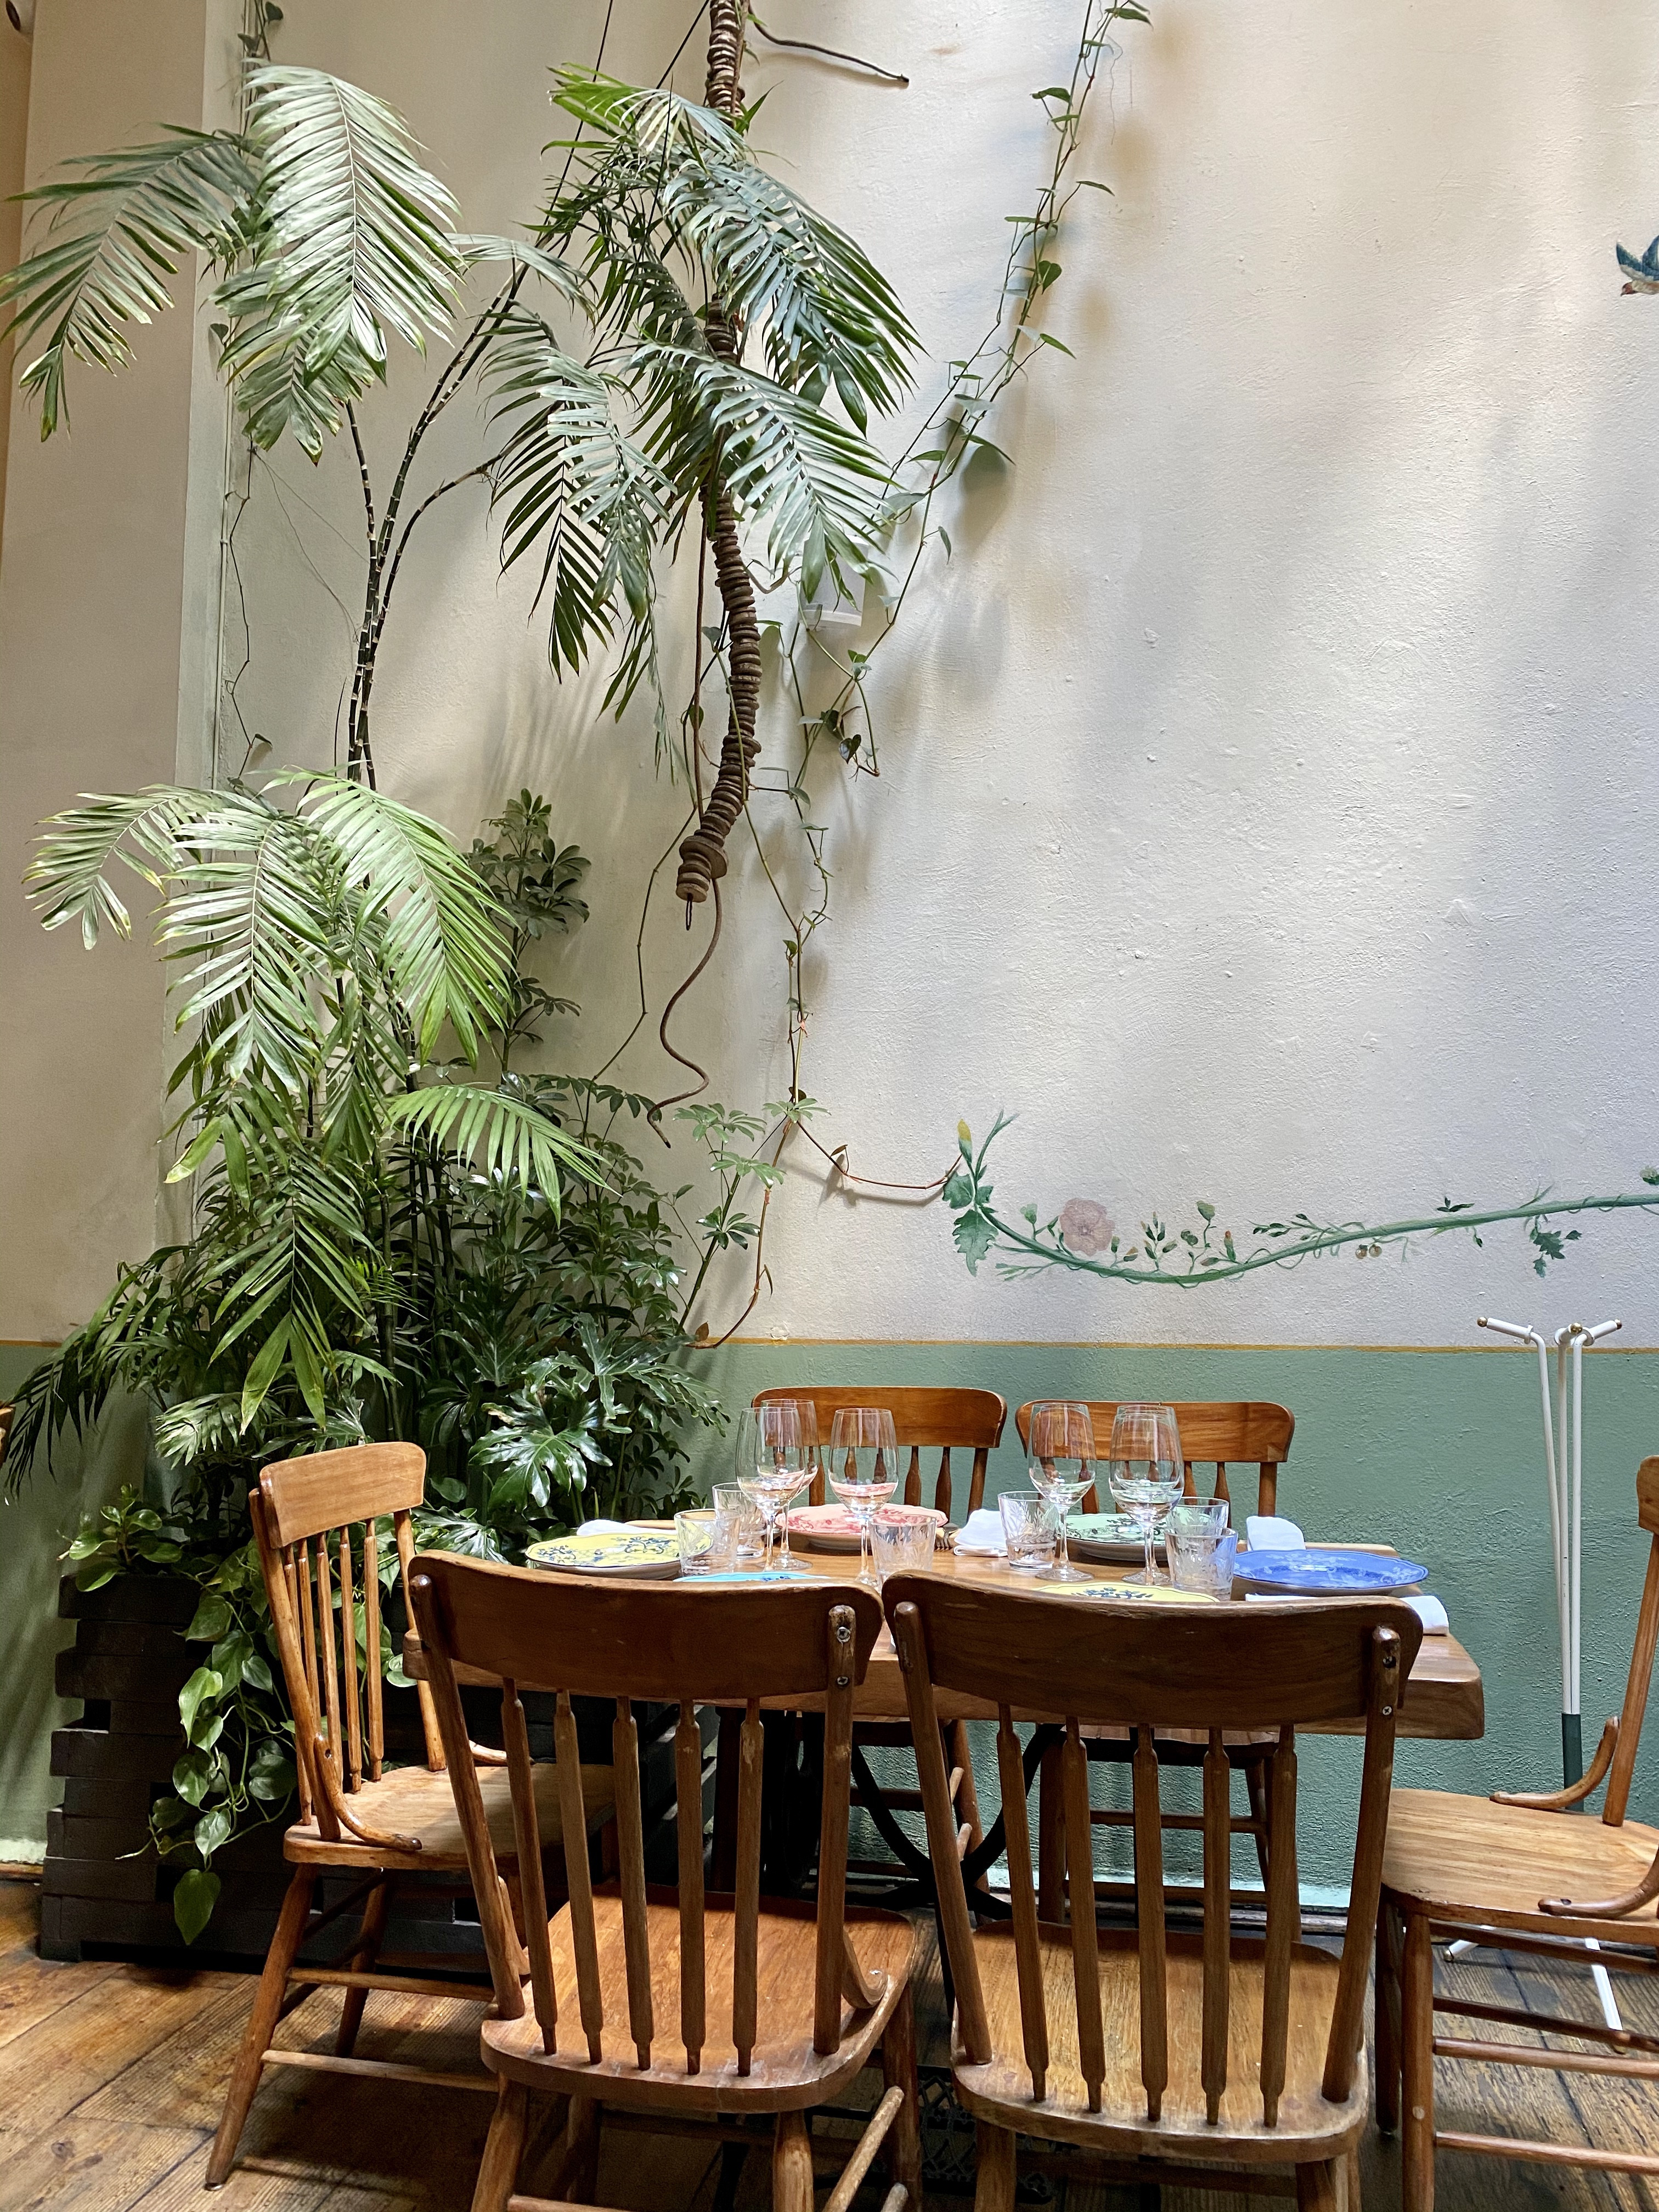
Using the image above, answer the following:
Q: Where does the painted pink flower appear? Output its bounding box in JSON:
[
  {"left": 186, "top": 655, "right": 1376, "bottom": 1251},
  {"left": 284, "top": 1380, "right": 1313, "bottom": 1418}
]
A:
[{"left": 1058, "top": 1199, "right": 1114, "bottom": 1256}]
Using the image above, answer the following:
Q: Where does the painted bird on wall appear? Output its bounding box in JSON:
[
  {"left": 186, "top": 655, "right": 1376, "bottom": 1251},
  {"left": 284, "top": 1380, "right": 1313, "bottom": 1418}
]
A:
[{"left": 1617, "top": 235, "right": 1659, "bottom": 293}]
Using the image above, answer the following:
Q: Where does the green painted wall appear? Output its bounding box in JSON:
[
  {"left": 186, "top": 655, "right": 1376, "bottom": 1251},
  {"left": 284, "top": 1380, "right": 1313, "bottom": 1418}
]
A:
[{"left": 4, "top": 1336, "right": 1656, "bottom": 1895}]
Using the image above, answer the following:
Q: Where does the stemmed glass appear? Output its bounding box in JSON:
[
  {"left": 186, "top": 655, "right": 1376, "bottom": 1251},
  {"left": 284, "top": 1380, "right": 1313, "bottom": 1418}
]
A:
[
  {"left": 827, "top": 1407, "right": 900, "bottom": 1585},
  {"left": 1028, "top": 1401, "right": 1097, "bottom": 1584},
  {"left": 735, "top": 1403, "right": 812, "bottom": 1575},
  {"left": 1108, "top": 1403, "right": 1187, "bottom": 1585}
]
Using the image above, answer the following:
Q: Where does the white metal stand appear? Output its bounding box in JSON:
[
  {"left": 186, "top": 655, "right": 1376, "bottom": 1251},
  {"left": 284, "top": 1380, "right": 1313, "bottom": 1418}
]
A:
[{"left": 1459, "top": 1315, "right": 1623, "bottom": 2029}]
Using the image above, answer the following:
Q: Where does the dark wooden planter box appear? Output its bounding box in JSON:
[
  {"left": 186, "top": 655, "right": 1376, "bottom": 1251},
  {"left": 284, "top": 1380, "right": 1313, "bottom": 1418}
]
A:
[{"left": 41, "top": 1573, "right": 645, "bottom": 1967}]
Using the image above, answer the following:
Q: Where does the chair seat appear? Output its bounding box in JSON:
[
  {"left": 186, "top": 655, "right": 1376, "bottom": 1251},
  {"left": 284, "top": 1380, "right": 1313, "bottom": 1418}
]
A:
[
  {"left": 1382, "top": 1786, "right": 1659, "bottom": 1939},
  {"left": 483, "top": 1892, "right": 917, "bottom": 2111},
  {"left": 950, "top": 1924, "right": 1365, "bottom": 2161},
  {"left": 285, "top": 1760, "right": 616, "bottom": 1873}
]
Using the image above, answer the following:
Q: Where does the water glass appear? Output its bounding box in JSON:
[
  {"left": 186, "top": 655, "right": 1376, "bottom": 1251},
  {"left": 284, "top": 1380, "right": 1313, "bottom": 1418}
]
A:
[
  {"left": 870, "top": 1505, "right": 944, "bottom": 1582},
  {"left": 1169, "top": 1525, "right": 1239, "bottom": 1599},
  {"left": 1028, "top": 1400, "right": 1097, "bottom": 1584},
  {"left": 675, "top": 1509, "right": 732, "bottom": 1577},
  {"left": 712, "top": 1481, "right": 764, "bottom": 1560},
  {"left": 1107, "top": 1402, "right": 1186, "bottom": 1585},
  {"left": 827, "top": 1406, "right": 900, "bottom": 1585},
  {"left": 998, "top": 1491, "right": 1059, "bottom": 1573},
  {"left": 1167, "top": 1498, "right": 1229, "bottom": 1542}
]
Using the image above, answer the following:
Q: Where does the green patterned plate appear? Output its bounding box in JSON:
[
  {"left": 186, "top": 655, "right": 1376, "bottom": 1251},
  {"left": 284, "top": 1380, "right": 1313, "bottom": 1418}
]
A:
[
  {"left": 1065, "top": 1513, "right": 1167, "bottom": 1564},
  {"left": 525, "top": 1530, "right": 680, "bottom": 1579}
]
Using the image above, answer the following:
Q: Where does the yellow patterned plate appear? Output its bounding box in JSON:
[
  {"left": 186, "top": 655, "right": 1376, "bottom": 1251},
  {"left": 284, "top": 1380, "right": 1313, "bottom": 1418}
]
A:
[{"left": 524, "top": 1530, "right": 680, "bottom": 1579}]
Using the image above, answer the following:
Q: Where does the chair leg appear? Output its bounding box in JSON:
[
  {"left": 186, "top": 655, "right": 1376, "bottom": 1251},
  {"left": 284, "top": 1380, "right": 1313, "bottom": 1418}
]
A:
[
  {"left": 773, "top": 2110, "right": 814, "bottom": 2212},
  {"left": 881, "top": 1980, "right": 923, "bottom": 2208},
  {"left": 1245, "top": 1756, "right": 1272, "bottom": 1885},
  {"left": 975, "top": 2121, "right": 1016, "bottom": 2212},
  {"left": 470, "top": 2080, "right": 528, "bottom": 2212},
  {"left": 205, "top": 1865, "right": 317, "bottom": 2188},
  {"left": 334, "top": 1874, "right": 391, "bottom": 2057},
  {"left": 1295, "top": 2158, "right": 1340, "bottom": 2211},
  {"left": 557, "top": 2095, "right": 601, "bottom": 2205},
  {"left": 1037, "top": 1743, "right": 1064, "bottom": 1920},
  {"left": 1374, "top": 1894, "right": 1402, "bottom": 2135},
  {"left": 1342, "top": 2143, "right": 1362, "bottom": 2212},
  {"left": 949, "top": 1717, "right": 984, "bottom": 1854},
  {"left": 1401, "top": 1910, "right": 1436, "bottom": 2212}
]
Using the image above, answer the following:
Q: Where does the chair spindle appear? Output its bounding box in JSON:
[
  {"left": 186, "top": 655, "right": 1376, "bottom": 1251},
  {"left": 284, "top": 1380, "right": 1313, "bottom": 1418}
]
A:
[
  {"left": 612, "top": 1696, "right": 654, "bottom": 2068},
  {"left": 298, "top": 1542, "right": 322, "bottom": 1758},
  {"left": 733, "top": 1699, "right": 763, "bottom": 2074},
  {"left": 363, "top": 1520, "right": 383, "bottom": 1782},
  {"left": 996, "top": 1706, "right": 1048, "bottom": 2101},
  {"left": 675, "top": 1702, "right": 706, "bottom": 2072},
  {"left": 315, "top": 1534, "right": 342, "bottom": 1775},
  {"left": 1260, "top": 1725, "right": 1298, "bottom": 2125},
  {"left": 500, "top": 1680, "right": 557, "bottom": 2053},
  {"left": 1201, "top": 1728, "right": 1231, "bottom": 2124},
  {"left": 1062, "top": 1716, "right": 1105, "bottom": 2112},
  {"left": 339, "top": 1528, "right": 363, "bottom": 1791},
  {"left": 814, "top": 1607, "right": 859, "bottom": 2055},
  {"left": 1324, "top": 1627, "right": 1402, "bottom": 2101},
  {"left": 554, "top": 1689, "right": 604, "bottom": 2062},
  {"left": 1132, "top": 1722, "right": 1169, "bottom": 2121}
]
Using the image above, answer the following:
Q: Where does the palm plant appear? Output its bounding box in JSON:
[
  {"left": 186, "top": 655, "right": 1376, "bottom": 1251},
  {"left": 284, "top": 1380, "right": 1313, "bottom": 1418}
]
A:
[
  {"left": 9, "top": 771, "right": 597, "bottom": 1482},
  {"left": 1, "top": 24, "right": 920, "bottom": 814}
]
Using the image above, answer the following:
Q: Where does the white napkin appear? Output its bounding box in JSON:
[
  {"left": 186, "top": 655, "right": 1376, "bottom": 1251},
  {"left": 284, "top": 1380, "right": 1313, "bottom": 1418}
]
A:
[
  {"left": 1246, "top": 1515, "right": 1305, "bottom": 1551},
  {"left": 578, "top": 1517, "right": 628, "bottom": 1534},
  {"left": 956, "top": 1507, "right": 1007, "bottom": 1556},
  {"left": 1406, "top": 1594, "right": 1449, "bottom": 1635}
]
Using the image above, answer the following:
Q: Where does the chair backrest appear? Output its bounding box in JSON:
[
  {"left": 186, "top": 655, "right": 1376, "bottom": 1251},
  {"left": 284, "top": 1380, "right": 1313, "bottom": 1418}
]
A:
[
  {"left": 1014, "top": 1400, "right": 1293, "bottom": 1516},
  {"left": 409, "top": 1555, "right": 885, "bottom": 2072},
  {"left": 886, "top": 1573, "right": 1419, "bottom": 2128},
  {"left": 250, "top": 1442, "right": 443, "bottom": 1838},
  {"left": 755, "top": 1385, "right": 1007, "bottom": 1515},
  {"left": 1601, "top": 1458, "right": 1659, "bottom": 1827}
]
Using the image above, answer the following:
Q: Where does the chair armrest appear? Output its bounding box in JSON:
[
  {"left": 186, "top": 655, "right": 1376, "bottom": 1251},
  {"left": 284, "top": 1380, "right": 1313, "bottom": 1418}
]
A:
[
  {"left": 1491, "top": 1717, "right": 1616, "bottom": 1812},
  {"left": 1539, "top": 1823, "right": 1659, "bottom": 1920}
]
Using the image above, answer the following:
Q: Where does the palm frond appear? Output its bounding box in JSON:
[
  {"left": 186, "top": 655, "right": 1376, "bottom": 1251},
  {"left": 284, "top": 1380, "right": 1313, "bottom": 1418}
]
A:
[
  {"left": 483, "top": 313, "right": 672, "bottom": 684},
  {"left": 27, "top": 786, "right": 217, "bottom": 949},
  {"left": 0, "top": 129, "right": 254, "bottom": 437},
  {"left": 284, "top": 773, "right": 511, "bottom": 1060},
  {"left": 639, "top": 344, "right": 885, "bottom": 595},
  {"left": 389, "top": 1084, "right": 610, "bottom": 1216},
  {"left": 216, "top": 66, "right": 463, "bottom": 454},
  {"left": 551, "top": 73, "right": 918, "bottom": 425},
  {"left": 455, "top": 234, "right": 583, "bottom": 302}
]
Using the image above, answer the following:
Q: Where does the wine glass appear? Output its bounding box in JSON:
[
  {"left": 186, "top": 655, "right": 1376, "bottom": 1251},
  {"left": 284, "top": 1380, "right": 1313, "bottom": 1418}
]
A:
[
  {"left": 1027, "top": 1401, "right": 1096, "bottom": 1584},
  {"left": 1108, "top": 1403, "right": 1187, "bottom": 1584},
  {"left": 735, "top": 1403, "right": 811, "bottom": 1573},
  {"left": 827, "top": 1407, "right": 900, "bottom": 1585}
]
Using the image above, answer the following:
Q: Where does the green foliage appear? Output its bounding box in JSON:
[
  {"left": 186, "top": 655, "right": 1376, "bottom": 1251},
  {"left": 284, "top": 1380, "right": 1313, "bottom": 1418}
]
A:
[{"left": 15, "top": 791, "right": 724, "bottom": 1939}]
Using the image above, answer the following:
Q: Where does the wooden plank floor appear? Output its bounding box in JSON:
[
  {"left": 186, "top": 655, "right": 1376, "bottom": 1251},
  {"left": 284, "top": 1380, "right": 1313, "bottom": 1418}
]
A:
[{"left": 3, "top": 1878, "right": 1658, "bottom": 2210}]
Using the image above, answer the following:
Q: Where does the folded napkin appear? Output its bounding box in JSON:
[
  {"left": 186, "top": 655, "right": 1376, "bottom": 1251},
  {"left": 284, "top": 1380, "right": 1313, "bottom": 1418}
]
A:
[
  {"left": 578, "top": 1517, "right": 628, "bottom": 1534},
  {"left": 1246, "top": 1515, "right": 1305, "bottom": 1551},
  {"left": 955, "top": 1506, "right": 1007, "bottom": 1556},
  {"left": 1406, "top": 1593, "right": 1449, "bottom": 1635}
]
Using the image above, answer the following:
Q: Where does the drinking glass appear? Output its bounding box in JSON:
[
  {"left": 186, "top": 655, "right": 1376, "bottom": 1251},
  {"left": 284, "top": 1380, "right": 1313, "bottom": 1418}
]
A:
[
  {"left": 827, "top": 1406, "right": 901, "bottom": 1585},
  {"left": 712, "top": 1481, "right": 764, "bottom": 1560},
  {"left": 998, "top": 1491, "right": 1059, "bottom": 1573},
  {"left": 1169, "top": 1523, "right": 1239, "bottom": 1599},
  {"left": 675, "top": 1509, "right": 732, "bottom": 1576},
  {"left": 870, "top": 1505, "right": 944, "bottom": 1583},
  {"left": 1108, "top": 1403, "right": 1187, "bottom": 1585},
  {"left": 734, "top": 1403, "right": 812, "bottom": 1573},
  {"left": 1027, "top": 1400, "right": 1097, "bottom": 1584}
]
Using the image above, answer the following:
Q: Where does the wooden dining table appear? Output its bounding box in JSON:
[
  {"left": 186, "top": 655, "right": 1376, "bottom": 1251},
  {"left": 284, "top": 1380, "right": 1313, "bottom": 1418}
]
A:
[{"left": 403, "top": 1537, "right": 1483, "bottom": 1911}]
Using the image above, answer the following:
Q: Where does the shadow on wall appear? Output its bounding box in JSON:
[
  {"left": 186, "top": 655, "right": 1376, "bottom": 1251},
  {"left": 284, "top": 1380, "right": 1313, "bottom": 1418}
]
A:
[{"left": 0, "top": 1346, "right": 148, "bottom": 1854}]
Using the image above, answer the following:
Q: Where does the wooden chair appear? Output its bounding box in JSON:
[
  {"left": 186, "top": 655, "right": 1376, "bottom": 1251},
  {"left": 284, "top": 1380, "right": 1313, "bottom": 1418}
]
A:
[
  {"left": 1012, "top": 1399, "right": 1294, "bottom": 1517},
  {"left": 757, "top": 1384, "right": 1006, "bottom": 1516},
  {"left": 886, "top": 1571, "right": 1420, "bottom": 2211},
  {"left": 207, "top": 1443, "right": 616, "bottom": 2189},
  {"left": 1376, "top": 1456, "right": 1659, "bottom": 2208},
  {"left": 1015, "top": 1401, "right": 1297, "bottom": 1907},
  {"left": 408, "top": 1554, "right": 922, "bottom": 2212},
  {"left": 755, "top": 1385, "right": 1008, "bottom": 1894}
]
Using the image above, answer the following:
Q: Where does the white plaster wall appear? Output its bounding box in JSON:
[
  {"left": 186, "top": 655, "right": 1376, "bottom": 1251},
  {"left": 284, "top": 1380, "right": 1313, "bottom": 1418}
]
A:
[{"left": 20, "top": 0, "right": 1659, "bottom": 1347}]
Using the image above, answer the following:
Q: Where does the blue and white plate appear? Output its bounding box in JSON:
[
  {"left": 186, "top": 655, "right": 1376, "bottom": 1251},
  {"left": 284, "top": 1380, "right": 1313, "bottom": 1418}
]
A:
[{"left": 1235, "top": 1548, "right": 1428, "bottom": 1596}]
